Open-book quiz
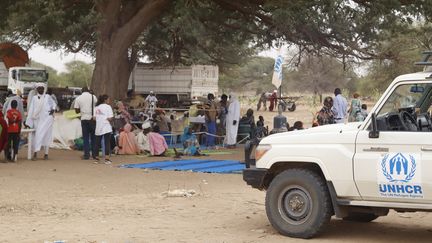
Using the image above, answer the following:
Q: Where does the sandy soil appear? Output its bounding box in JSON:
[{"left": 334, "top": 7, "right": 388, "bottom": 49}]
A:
[
  {"left": 0, "top": 148, "right": 431, "bottom": 243},
  {"left": 1, "top": 105, "right": 431, "bottom": 242}
]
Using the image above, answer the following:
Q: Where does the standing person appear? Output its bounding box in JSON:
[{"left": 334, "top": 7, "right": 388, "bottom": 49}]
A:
[
  {"left": 6, "top": 100, "right": 22, "bottom": 162},
  {"left": 26, "top": 85, "right": 37, "bottom": 111},
  {"left": 95, "top": 94, "right": 114, "bottom": 164},
  {"left": 47, "top": 89, "right": 59, "bottom": 111},
  {"left": 332, "top": 88, "right": 348, "bottom": 123},
  {"left": 205, "top": 93, "right": 217, "bottom": 148},
  {"left": 74, "top": 87, "right": 98, "bottom": 160},
  {"left": 316, "top": 96, "right": 335, "bottom": 125},
  {"left": 225, "top": 94, "right": 240, "bottom": 148},
  {"left": 269, "top": 90, "right": 277, "bottom": 112},
  {"left": 145, "top": 91, "right": 158, "bottom": 116},
  {"left": 25, "top": 85, "right": 56, "bottom": 160},
  {"left": 348, "top": 93, "right": 362, "bottom": 122},
  {"left": 3, "top": 90, "right": 24, "bottom": 119},
  {"left": 257, "top": 92, "right": 267, "bottom": 111}
]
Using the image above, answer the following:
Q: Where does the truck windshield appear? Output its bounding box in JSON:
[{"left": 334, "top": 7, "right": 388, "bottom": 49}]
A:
[
  {"left": 18, "top": 69, "right": 47, "bottom": 82},
  {"left": 378, "top": 83, "right": 428, "bottom": 116}
]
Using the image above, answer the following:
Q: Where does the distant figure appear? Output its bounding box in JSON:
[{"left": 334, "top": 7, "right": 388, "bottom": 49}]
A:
[
  {"left": 181, "top": 126, "right": 201, "bottom": 156},
  {"left": 269, "top": 90, "right": 277, "bottom": 112},
  {"left": 47, "top": 89, "right": 59, "bottom": 112},
  {"left": 348, "top": 93, "right": 362, "bottom": 122},
  {"left": 5, "top": 100, "right": 22, "bottom": 162},
  {"left": 26, "top": 85, "right": 56, "bottom": 160},
  {"left": 226, "top": 94, "right": 240, "bottom": 148},
  {"left": 118, "top": 123, "right": 140, "bottom": 155},
  {"left": 332, "top": 88, "right": 348, "bottom": 123},
  {"left": 148, "top": 125, "right": 168, "bottom": 156},
  {"left": 255, "top": 115, "right": 268, "bottom": 138},
  {"left": 145, "top": 91, "right": 158, "bottom": 116},
  {"left": 205, "top": 93, "right": 218, "bottom": 148},
  {"left": 358, "top": 104, "right": 368, "bottom": 121},
  {"left": 316, "top": 96, "right": 335, "bottom": 126},
  {"left": 3, "top": 90, "right": 24, "bottom": 120},
  {"left": 257, "top": 92, "right": 267, "bottom": 111},
  {"left": 217, "top": 94, "right": 228, "bottom": 140},
  {"left": 240, "top": 108, "right": 256, "bottom": 137},
  {"left": 136, "top": 122, "right": 151, "bottom": 154}
]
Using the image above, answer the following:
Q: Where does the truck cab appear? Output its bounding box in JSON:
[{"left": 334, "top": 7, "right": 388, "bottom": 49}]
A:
[
  {"left": 243, "top": 55, "right": 432, "bottom": 239},
  {"left": 8, "top": 66, "right": 48, "bottom": 96}
]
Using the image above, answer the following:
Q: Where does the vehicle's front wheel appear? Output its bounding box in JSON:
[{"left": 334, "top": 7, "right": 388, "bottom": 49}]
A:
[
  {"left": 343, "top": 213, "right": 379, "bottom": 222},
  {"left": 265, "top": 169, "right": 332, "bottom": 239}
]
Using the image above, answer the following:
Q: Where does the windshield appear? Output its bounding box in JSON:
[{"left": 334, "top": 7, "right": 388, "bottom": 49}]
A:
[
  {"left": 377, "top": 83, "right": 429, "bottom": 116},
  {"left": 18, "top": 69, "right": 47, "bottom": 82}
]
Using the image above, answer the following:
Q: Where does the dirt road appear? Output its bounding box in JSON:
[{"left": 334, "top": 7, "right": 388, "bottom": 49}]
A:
[{"left": 0, "top": 148, "right": 431, "bottom": 243}]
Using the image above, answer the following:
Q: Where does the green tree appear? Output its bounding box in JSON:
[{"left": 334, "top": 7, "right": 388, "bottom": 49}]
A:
[
  {"left": 3, "top": 0, "right": 431, "bottom": 99},
  {"left": 357, "top": 25, "right": 432, "bottom": 95},
  {"left": 59, "top": 60, "right": 94, "bottom": 88},
  {"left": 219, "top": 56, "right": 275, "bottom": 93}
]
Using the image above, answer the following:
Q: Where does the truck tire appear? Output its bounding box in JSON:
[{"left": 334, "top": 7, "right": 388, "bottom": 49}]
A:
[
  {"left": 343, "top": 213, "right": 379, "bottom": 222},
  {"left": 265, "top": 169, "right": 332, "bottom": 239}
]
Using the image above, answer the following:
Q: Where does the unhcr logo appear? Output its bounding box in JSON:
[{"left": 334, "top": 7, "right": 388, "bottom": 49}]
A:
[{"left": 378, "top": 153, "right": 423, "bottom": 198}]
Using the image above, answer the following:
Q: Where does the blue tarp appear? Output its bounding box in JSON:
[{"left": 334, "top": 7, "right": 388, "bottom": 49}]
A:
[{"left": 120, "top": 159, "right": 245, "bottom": 174}]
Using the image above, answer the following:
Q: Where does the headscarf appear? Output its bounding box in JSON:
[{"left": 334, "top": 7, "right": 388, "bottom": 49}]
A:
[
  {"left": 124, "top": 123, "right": 132, "bottom": 133},
  {"left": 181, "top": 126, "right": 195, "bottom": 143}
]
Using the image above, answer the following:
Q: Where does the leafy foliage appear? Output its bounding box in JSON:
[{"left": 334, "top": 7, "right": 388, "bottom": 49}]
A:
[{"left": 31, "top": 60, "right": 93, "bottom": 88}]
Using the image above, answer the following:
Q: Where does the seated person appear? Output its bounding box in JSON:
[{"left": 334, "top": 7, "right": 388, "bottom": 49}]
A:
[
  {"left": 136, "top": 122, "right": 151, "bottom": 154},
  {"left": 255, "top": 115, "right": 268, "bottom": 138},
  {"left": 239, "top": 108, "right": 256, "bottom": 137},
  {"left": 181, "top": 126, "right": 201, "bottom": 156},
  {"left": 118, "top": 123, "right": 140, "bottom": 155},
  {"left": 148, "top": 125, "right": 168, "bottom": 156}
]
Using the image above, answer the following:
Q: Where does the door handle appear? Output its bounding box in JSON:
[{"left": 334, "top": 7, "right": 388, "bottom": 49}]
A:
[
  {"left": 363, "top": 147, "right": 389, "bottom": 152},
  {"left": 421, "top": 147, "right": 432, "bottom": 152}
]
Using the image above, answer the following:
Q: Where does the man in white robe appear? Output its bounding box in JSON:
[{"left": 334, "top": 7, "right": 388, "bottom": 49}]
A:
[
  {"left": 25, "top": 86, "right": 56, "bottom": 160},
  {"left": 225, "top": 94, "right": 240, "bottom": 148}
]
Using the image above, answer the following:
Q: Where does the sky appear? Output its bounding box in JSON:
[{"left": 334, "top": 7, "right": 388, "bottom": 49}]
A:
[{"left": 28, "top": 45, "right": 93, "bottom": 73}]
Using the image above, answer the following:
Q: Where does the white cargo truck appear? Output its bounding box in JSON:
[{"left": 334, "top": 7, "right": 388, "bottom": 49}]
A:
[
  {"left": 244, "top": 51, "right": 432, "bottom": 239},
  {"left": 129, "top": 64, "right": 218, "bottom": 106}
]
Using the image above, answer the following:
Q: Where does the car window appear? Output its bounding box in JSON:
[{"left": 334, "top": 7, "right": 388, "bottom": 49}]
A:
[{"left": 378, "top": 83, "right": 427, "bottom": 116}]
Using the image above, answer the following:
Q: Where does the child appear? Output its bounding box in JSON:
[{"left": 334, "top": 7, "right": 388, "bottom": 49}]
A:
[{"left": 6, "top": 100, "right": 22, "bottom": 162}]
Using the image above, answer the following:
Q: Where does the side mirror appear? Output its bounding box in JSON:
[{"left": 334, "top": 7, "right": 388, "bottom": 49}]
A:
[
  {"left": 45, "top": 72, "right": 49, "bottom": 81},
  {"left": 369, "top": 113, "right": 379, "bottom": 138},
  {"left": 11, "top": 70, "right": 16, "bottom": 80}
]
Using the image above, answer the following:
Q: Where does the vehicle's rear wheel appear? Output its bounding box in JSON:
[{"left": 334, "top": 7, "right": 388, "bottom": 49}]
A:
[
  {"left": 265, "top": 169, "right": 332, "bottom": 239},
  {"left": 343, "top": 213, "right": 379, "bottom": 222}
]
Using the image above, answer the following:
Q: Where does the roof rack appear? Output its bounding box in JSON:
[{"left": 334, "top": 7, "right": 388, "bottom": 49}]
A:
[{"left": 415, "top": 51, "right": 432, "bottom": 66}]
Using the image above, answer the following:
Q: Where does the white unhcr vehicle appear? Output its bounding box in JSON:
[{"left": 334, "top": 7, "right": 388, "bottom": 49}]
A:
[{"left": 243, "top": 51, "right": 432, "bottom": 239}]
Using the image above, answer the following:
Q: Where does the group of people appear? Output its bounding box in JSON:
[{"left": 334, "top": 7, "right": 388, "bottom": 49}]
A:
[
  {"left": 73, "top": 88, "right": 249, "bottom": 163},
  {"left": 315, "top": 88, "right": 368, "bottom": 126},
  {"left": 0, "top": 85, "right": 58, "bottom": 162},
  {"left": 257, "top": 90, "right": 278, "bottom": 112}
]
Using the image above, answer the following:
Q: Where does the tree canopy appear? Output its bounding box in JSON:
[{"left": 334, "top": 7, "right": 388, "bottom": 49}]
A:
[{"left": 2, "top": 1, "right": 432, "bottom": 98}]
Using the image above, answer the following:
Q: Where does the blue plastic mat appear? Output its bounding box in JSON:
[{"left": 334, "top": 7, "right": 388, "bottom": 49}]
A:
[{"left": 120, "top": 159, "right": 245, "bottom": 174}]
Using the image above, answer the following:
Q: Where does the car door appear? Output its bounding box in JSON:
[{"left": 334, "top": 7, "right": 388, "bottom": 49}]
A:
[{"left": 354, "top": 81, "right": 432, "bottom": 204}]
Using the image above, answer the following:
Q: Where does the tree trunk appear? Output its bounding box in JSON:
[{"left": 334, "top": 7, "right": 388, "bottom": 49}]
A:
[
  {"left": 91, "top": 39, "right": 133, "bottom": 100},
  {"left": 90, "top": 0, "right": 170, "bottom": 100}
]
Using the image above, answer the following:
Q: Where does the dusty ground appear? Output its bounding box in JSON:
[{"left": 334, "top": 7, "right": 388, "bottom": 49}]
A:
[{"left": 1, "top": 107, "right": 431, "bottom": 242}]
